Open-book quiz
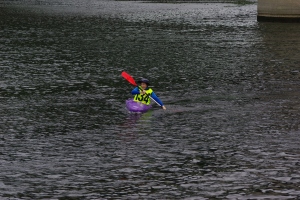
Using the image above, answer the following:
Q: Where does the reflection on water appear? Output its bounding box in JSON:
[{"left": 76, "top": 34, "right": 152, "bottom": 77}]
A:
[
  {"left": 119, "top": 111, "right": 153, "bottom": 140},
  {"left": 1, "top": 0, "right": 300, "bottom": 199}
]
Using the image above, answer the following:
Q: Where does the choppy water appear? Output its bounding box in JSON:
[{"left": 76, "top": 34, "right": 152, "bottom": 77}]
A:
[{"left": 1, "top": 0, "right": 300, "bottom": 199}]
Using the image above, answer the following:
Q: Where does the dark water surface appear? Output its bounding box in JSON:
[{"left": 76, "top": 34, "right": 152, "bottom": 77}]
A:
[{"left": 1, "top": 0, "right": 300, "bottom": 199}]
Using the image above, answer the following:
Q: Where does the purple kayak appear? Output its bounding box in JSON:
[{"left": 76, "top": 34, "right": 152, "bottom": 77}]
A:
[{"left": 126, "top": 99, "right": 151, "bottom": 112}]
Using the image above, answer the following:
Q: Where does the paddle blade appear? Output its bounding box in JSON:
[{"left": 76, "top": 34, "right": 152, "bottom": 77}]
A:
[{"left": 121, "top": 71, "right": 137, "bottom": 86}]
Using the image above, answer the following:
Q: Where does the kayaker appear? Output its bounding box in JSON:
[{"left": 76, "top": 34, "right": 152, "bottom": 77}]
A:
[{"left": 131, "top": 78, "right": 166, "bottom": 110}]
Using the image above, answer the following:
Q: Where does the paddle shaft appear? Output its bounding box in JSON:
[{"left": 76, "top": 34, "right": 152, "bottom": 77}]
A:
[{"left": 137, "top": 86, "right": 162, "bottom": 107}]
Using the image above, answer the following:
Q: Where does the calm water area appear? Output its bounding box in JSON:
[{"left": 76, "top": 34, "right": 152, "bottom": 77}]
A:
[{"left": 1, "top": 0, "right": 300, "bottom": 199}]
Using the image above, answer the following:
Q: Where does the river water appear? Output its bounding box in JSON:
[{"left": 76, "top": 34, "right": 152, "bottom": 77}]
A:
[{"left": 1, "top": 0, "right": 300, "bottom": 199}]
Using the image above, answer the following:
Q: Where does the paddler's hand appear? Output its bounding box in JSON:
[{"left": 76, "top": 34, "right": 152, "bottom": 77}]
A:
[
  {"left": 162, "top": 106, "right": 166, "bottom": 110},
  {"left": 140, "top": 90, "right": 146, "bottom": 95}
]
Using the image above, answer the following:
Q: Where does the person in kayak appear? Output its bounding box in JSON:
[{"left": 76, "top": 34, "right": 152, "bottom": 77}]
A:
[{"left": 131, "top": 78, "right": 166, "bottom": 110}]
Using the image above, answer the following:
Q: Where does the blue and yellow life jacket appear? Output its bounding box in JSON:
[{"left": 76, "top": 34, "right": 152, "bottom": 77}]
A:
[{"left": 134, "top": 88, "right": 153, "bottom": 105}]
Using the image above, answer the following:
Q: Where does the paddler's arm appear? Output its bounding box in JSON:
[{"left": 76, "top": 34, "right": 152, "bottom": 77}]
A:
[
  {"left": 151, "top": 92, "right": 166, "bottom": 110},
  {"left": 131, "top": 87, "right": 140, "bottom": 95},
  {"left": 132, "top": 86, "right": 146, "bottom": 95}
]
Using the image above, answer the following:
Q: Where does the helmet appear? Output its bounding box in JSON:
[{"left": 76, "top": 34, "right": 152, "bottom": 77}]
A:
[{"left": 137, "top": 78, "right": 150, "bottom": 85}]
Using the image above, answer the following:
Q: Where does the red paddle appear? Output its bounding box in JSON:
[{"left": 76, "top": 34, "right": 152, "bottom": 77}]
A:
[
  {"left": 121, "top": 71, "right": 138, "bottom": 86},
  {"left": 121, "top": 71, "right": 162, "bottom": 107}
]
